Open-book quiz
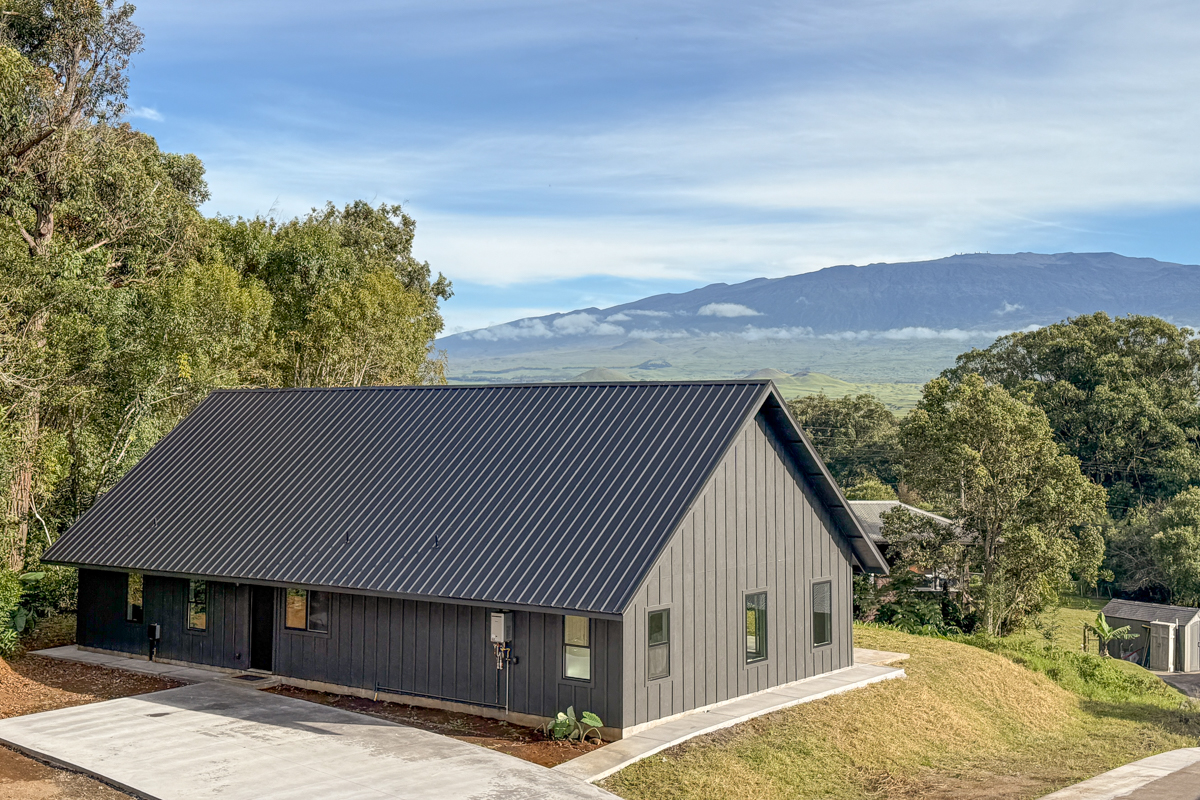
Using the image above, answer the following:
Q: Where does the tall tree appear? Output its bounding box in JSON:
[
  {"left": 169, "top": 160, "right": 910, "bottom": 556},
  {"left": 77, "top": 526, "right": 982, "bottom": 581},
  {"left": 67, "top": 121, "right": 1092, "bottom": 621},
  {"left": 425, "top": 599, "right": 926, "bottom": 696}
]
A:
[
  {"left": 0, "top": 1, "right": 145, "bottom": 568},
  {"left": 213, "top": 201, "right": 452, "bottom": 388},
  {"left": 946, "top": 313, "right": 1200, "bottom": 511},
  {"left": 901, "top": 375, "right": 1107, "bottom": 634},
  {"left": 787, "top": 393, "right": 901, "bottom": 487}
]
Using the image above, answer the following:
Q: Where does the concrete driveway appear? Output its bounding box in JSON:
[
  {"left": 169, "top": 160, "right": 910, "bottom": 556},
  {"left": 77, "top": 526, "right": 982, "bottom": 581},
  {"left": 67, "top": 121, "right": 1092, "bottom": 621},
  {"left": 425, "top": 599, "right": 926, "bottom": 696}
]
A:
[{"left": 0, "top": 681, "right": 617, "bottom": 800}]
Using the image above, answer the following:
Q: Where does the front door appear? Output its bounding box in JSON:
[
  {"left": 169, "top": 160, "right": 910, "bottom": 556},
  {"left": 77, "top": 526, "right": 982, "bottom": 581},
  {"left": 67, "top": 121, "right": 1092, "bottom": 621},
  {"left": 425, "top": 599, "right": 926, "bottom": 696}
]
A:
[{"left": 250, "top": 585, "right": 275, "bottom": 671}]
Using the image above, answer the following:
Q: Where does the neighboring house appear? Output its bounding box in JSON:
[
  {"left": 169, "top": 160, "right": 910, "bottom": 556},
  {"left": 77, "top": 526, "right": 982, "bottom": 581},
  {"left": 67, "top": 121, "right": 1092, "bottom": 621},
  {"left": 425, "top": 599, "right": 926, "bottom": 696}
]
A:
[
  {"left": 44, "top": 380, "right": 887, "bottom": 738},
  {"left": 1100, "top": 599, "right": 1200, "bottom": 673},
  {"left": 848, "top": 500, "right": 960, "bottom": 590}
]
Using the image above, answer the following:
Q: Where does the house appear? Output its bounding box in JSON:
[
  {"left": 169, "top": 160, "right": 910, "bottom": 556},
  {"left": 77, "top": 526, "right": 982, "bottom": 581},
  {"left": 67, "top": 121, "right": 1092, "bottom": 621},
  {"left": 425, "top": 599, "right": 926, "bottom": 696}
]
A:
[
  {"left": 1100, "top": 599, "right": 1200, "bottom": 673},
  {"left": 848, "top": 500, "right": 960, "bottom": 590},
  {"left": 43, "top": 380, "right": 888, "bottom": 738}
]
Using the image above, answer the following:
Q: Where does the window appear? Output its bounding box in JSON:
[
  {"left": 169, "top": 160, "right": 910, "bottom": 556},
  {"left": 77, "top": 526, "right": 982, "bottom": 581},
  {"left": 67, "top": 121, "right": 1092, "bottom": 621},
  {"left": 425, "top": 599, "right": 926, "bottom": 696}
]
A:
[
  {"left": 126, "top": 573, "right": 143, "bottom": 623},
  {"left": 746, "top": 591, "right": 767, "bottom": 663},
  {"left": 186, "top": 579, "right": 207, "bottom": 632},
  {"left": 648, "top": 609, "right": 670, "bottom": 680},
  {"left": 813, "top": 581, "right": 832, "bottom": 647},
  {"left": 563, "top": 615, "right": 591, "bottom": 681},
  {"left": 285, "top": 588, "right": 307, "bottom": 630},
  {"left": 308, "top": 591, "right": 329, "bottom": 633},
  {"left": 285, "top": 588, "right": 330, "bottom": 633}
]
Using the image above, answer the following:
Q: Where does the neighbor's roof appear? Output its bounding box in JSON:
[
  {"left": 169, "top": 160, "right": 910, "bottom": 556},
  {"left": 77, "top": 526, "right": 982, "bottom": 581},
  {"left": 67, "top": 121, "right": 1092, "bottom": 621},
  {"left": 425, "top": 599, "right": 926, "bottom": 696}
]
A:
[
  {"left": 848, "top": 501, "right": 958, "bottom": 545},
  {"left": 1101, "top": 599, "right": 1200, "bottom": 626},
  {"left": 44, "top": 381, "right": 886, "bottom": 615}
]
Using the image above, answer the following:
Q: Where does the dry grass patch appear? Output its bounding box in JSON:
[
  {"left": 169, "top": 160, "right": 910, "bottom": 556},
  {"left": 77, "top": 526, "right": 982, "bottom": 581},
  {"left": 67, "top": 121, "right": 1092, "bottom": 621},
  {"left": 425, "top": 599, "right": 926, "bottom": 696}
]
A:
[{"left": 604, "top": 627, "right": 1200, "bottom": 800}]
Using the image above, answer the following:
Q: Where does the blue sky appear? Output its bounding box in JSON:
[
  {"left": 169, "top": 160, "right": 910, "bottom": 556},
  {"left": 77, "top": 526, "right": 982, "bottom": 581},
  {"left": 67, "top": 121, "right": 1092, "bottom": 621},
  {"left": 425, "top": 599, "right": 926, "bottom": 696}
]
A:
[{"left": 130, "top": 1, "right": 1200, "bottom": 333}]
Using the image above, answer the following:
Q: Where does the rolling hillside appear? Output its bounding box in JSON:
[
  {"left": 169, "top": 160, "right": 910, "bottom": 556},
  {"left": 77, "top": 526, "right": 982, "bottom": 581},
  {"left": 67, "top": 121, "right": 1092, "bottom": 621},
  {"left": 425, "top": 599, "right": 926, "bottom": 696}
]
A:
[{"left": 440, "top": 252, "right": 1200, "bottom": 399}]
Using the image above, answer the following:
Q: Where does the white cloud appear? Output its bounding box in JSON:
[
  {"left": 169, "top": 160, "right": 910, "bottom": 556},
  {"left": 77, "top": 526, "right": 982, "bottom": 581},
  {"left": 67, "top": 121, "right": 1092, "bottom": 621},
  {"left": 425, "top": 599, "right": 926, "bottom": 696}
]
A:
[
  {"left": 629, "top": 328, "right": 693, "bottom": 339},
  {"left": 128, "top": 106, "right": 164, "bottom": 122},
  {"left": 552, "top": 312, "right": 624, "bottom": 336},
  {"left": 191, "top": 2, "right": 1200, "bottom": 288},
  {"left": 606, "top": 313, "right": 631, "bottom": 321},
  {"left": 997, "top": 301, "right": 1024, "bottom": 314},
  {"left": 698, "top": 303, "right": 763, "bottom": 318},
  {"left": 739, "top": 325, "right": 814, "bottom": 341},
  {"left": 820, "top": 325, "right": 1040, "bottom": 341},
  {"left": 466, "top": 319, "right": 555, "bottom": 341}
]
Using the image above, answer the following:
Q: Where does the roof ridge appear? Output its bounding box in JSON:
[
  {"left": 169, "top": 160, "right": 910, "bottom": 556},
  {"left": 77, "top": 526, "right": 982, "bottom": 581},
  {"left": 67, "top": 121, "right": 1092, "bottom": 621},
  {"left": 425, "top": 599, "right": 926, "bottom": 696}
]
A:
[{"left": 210, "top": 379, "right": 776, "bottom": 394}]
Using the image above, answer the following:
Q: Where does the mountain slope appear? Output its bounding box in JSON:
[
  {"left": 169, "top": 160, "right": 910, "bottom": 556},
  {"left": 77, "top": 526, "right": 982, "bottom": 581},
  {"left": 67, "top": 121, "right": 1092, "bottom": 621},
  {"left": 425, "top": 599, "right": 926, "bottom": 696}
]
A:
[
  {"left": 443, "top": 252, "right": 1200, "bottom": 357},
  {"left": 438, "top": 252, "right": 1200, "bottom": 394}
]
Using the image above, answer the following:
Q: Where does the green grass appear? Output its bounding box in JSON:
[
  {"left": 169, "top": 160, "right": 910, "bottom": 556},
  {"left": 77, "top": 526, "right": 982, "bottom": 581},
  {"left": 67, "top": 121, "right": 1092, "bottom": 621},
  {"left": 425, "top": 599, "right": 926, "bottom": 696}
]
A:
[{"left": 603, "top": 624, "right": 1200, "bottom": 800}]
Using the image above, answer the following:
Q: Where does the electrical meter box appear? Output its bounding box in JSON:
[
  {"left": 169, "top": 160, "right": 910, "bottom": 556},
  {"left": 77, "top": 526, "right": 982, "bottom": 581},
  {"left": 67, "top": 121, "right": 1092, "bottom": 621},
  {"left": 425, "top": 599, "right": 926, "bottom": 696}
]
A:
[{"left": 490, "top": 611, "right": 513, "bottom": 643}]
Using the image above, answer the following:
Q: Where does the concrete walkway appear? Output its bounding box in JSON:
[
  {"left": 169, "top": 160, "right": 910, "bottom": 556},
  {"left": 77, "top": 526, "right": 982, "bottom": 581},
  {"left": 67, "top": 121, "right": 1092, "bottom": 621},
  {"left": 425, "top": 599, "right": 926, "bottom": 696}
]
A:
[
  {"left": 1039, "top": 748, "right": 1200, "bottom": 800},
  {"left": 32, "top": 645, "right": 229, "bottom": 684},
  {"left": 0, "top": 681, "right": 617, "bottom": 800},
  {"left": 554, "top": 650, "right": 907, "bottom": 783}
]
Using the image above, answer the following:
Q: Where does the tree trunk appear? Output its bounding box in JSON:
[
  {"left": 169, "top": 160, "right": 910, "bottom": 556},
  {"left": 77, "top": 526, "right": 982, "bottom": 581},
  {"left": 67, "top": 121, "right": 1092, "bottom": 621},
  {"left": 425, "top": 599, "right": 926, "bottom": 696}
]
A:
[{"left": 6, "top": 394, "right": 39, "bottom": 571}]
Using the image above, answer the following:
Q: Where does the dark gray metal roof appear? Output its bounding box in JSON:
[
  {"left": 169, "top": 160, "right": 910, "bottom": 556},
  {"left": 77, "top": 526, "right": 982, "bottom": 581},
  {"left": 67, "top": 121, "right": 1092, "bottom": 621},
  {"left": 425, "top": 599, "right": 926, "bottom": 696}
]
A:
[
  {"left": 45, "top": 380, "right": 886, "bottom": 615},
  {"left": 1101, "top": 599, "right": 1200, "bottom": 626}
]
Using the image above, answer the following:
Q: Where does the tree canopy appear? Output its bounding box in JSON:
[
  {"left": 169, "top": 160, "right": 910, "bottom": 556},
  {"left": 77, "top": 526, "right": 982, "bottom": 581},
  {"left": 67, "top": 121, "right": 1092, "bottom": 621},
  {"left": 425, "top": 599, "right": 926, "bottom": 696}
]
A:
[
  {"left": 900, "top": 375, "right": 1107, "bottom": 634},
  {"left": 787, "top": 393, "right": 901, "bottom": 488},
  {"left": 945, "top": 313, "right": 1200, "bottom": 512},
  {"left": 0, "top": 3, "right": 452, "bottom": 575}
]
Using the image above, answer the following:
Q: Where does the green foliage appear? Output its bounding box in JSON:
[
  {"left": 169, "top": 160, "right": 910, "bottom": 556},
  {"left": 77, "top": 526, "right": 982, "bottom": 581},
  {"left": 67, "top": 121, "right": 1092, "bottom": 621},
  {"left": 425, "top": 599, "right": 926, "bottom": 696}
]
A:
[
  {"left": 901, "top": 375, "right": 1108, "bottom": 635},
  {"left": 1151, "top": 488, "right": 1200, "bottom": 606},
  {"left": 1102, "top": 504, "right": 1169, "bottom": 601},
  {"left": 787, "top": 393, "right": 901, "bottom": 486},
  {"left": 947, "top": 313, "right": 1200, "bottom": 511},
  {"left": 843, "top": 477, "right": 897, "bottom": 500},
  {"left": 540, "top": 706, "right": 603, "bottom": 743},
  {"left": 1083, "top": 612, "right": 1136, "bottom": 657},
  {"left": 0, "top": 6, "right": 452, "bottom": 572}
]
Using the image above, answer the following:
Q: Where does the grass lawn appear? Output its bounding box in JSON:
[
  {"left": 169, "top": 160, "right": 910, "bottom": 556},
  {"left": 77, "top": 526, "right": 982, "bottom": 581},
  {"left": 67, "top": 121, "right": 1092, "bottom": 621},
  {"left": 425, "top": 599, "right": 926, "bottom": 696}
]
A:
[{"left": 603, "top": 625, "right": 1200, "bottom": 800}]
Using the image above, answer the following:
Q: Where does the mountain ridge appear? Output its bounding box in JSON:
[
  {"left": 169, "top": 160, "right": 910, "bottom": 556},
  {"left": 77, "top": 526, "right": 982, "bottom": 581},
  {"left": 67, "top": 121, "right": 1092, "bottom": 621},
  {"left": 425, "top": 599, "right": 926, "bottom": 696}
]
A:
[{"left": 441, "top": 252, "right": 1200, "bottom": 359}]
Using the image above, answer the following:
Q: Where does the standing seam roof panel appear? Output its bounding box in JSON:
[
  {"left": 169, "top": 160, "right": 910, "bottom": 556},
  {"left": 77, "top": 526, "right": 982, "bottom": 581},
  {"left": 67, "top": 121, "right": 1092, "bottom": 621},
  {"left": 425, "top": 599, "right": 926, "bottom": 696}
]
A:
[{"left": 44, "top": 381, "right": 858, "bottom": 614}]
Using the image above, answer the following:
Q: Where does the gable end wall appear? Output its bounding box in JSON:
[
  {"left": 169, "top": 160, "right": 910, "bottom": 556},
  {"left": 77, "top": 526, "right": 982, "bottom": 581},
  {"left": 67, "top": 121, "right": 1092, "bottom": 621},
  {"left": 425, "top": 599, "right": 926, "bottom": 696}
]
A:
[{"left": 621, "top": 410, "right": 854, "bottom": 728}]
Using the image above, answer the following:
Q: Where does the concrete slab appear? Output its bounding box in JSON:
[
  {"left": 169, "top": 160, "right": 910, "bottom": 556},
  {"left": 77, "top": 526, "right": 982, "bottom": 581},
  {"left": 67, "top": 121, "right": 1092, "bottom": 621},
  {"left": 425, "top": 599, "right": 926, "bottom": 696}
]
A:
[
  {"left": 1038, "top": 747, "right": 1200, "bottom": 800},
  {"left": 853, "top": 647, "right": 910, "bottom": 666},
  {"left": 554, "top": 658, "right": 906, "bottom": 783},
  {"left": 31, "top": 646, "right": 229, "bottom": 683},
  {"left": 0, "top": 681, "right": 617, "bottom": 800}
]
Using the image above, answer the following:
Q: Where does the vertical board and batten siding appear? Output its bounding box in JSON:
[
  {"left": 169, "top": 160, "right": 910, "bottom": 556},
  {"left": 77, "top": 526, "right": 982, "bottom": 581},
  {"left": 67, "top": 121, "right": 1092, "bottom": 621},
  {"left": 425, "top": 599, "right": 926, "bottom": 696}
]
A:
[
  {"left": 273, "top": 593, "right": 622, "bottom": 723},
  {"left": 77, "top": 570, "right": 252, "bottom": 670},
  {"left": 621, "top": 411, "right": 854, "bottom": 728},
  {"left": 78, "top": 567, "right": 622, "bottom": 723}
]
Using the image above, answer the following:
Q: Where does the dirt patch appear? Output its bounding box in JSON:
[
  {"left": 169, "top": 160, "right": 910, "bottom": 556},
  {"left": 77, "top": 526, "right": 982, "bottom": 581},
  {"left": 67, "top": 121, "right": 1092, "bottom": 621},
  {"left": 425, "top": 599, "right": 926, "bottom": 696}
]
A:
[
  {"left": 269, "top": 685, "right": 601, "bottom": 767},
  {"left": 0, "top": 654, "right": 181, "bottom": 719},
  {"left": 0, "top": 746, "right": 132, "bottom": 800}
]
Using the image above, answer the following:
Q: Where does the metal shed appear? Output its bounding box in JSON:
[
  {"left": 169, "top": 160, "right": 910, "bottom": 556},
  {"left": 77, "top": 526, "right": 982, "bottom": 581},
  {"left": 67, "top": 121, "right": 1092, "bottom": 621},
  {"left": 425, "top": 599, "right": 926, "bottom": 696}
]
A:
[
  {"left": 1100, "top": 599, "right": 1200, "bottom": 673},
  {"left": 46, "top": 380, "right": 887, "bottom": 737}
]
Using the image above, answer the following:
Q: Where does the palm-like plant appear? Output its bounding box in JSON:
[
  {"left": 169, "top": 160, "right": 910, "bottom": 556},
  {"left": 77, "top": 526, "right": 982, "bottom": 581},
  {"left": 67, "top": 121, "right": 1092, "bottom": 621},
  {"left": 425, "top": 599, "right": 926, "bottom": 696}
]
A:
[{"left": 1085, "top": 612, "right": 1137, "bottom": 657}]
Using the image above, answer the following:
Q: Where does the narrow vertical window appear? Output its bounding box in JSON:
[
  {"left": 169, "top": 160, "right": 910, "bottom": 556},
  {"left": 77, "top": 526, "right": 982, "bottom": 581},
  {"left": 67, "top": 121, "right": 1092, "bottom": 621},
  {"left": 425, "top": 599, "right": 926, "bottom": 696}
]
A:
[
  {"left": 563, "top": 615, "right": 591, "bottom": 680},
  {"left": 186, "top": 579, "right": 208, "bottom": 632},
  {"left": 647, "top": 609, "right": 670, "bottom": 680},
  {"left": 126, "top": 573, "right": 143, "bottom": 623},
  {"left": 813, "top": 581, "right": 832, "bottom": 646},
  {"left": 746, "top": 591, "right": 767, "bottom": 663},
  {"left": 307, "top": 591, "right": 329, "bottom": 633},
  {"left": 285, "top": 588, "right": 308, "bottom": 630}
]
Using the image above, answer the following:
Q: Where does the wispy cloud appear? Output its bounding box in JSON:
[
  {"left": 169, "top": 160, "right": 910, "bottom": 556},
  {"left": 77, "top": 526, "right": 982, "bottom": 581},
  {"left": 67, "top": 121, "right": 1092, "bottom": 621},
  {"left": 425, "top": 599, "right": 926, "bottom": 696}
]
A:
[
  {"left": 137, "top": 0, "right": 1200, "bottom": 296},
  {"left": 128, "top": 106, "right": 164, "bottom": 122}
]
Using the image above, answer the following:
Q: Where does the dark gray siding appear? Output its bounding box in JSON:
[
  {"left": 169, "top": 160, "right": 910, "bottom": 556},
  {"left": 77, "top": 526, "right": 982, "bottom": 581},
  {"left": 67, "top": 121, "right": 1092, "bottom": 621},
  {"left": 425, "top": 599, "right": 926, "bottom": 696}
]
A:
[
  {"left": 77, "top": 568, "right": 149, "bottom": 656},
  {"left": 147, "top": 577, "right": 250, "bottom": 670},
  {"left": 76, "top": 569, "right": 621, "bottom": 724},
  {"left": 274, "top": 594, "right": 622, "bottom": 723},
  {"left": 621, "top": 412, "right": 855, "bottom": 728}
]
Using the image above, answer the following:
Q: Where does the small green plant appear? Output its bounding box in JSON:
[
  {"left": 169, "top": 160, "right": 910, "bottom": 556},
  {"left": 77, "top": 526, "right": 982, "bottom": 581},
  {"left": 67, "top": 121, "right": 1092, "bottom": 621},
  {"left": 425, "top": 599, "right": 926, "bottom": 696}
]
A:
[
  {"left": 540, "top": 706, "right": 603, "bottom": 743},
  {"left": 1085, "top": 612, "right": 1137, "bottom": 657}
]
